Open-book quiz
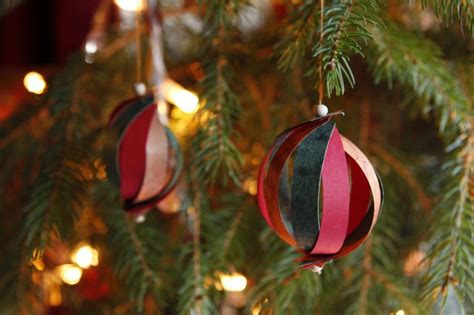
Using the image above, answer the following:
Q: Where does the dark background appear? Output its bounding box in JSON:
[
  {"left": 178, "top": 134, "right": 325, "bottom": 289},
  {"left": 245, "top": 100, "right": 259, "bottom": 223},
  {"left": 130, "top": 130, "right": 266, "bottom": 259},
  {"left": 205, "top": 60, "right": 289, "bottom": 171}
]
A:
[{"left": 0, "top": 0, "right": 100, "bottom": 65}]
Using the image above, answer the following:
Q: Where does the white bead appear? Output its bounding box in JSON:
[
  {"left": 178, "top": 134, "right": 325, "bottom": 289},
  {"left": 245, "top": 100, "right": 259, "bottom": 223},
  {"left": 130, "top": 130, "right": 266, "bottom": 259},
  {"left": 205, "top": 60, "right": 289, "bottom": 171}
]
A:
[
  {"left": 134, "top": 214, "right": 146, "bottom": 223},
  {"left": 310, "top": 265, "right": 324, "bottom": 274},
  {"left": 134, "top": 82, "right": 147, "bottom": 96},
  {"left": 316, "top": 104, "right": 329, "bottom": 117}
]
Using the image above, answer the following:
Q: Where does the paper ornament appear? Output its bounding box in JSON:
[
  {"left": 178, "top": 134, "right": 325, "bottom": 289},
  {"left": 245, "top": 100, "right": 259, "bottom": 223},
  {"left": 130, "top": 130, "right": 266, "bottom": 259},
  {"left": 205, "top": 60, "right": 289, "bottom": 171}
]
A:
[
  {"left": 105, "top": 94, "right": 183, "bottom": 216},
  {"left": 257, "top": 114, "right": 383, "bottom": 269}
]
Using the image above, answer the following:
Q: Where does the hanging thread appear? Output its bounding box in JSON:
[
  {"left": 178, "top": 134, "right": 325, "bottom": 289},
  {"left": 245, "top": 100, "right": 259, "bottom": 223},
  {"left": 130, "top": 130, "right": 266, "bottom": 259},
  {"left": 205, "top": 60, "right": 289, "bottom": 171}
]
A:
[
  {"left": 318, "top": 0, "right": 325, "bottom": 105},
  {"left": 146, "top": 0, "right": 169, "bottom": 124}
]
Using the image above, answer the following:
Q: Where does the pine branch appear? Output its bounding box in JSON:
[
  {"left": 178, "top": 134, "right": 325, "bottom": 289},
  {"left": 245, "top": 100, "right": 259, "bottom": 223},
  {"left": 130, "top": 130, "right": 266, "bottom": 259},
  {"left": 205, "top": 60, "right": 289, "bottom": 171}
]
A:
[
  {"left": 275, "top": 1, "right": 319, "bottom": 71},
  {"left": 367, "top": 21, "right": 473, "bottom": 308},
  {"left": 422, "top": 0, "right": 474, "bottom": 36},
  {"left": 193, "top": 0, "right": 247, "bottom": 185},
  {"left": 112, "top": 213, "right": 163, "bottom": 312},
  {"left": 311, "top": 0, "right": 382, "bottom": 97},
  {"left": 194, "top": 58, "right": 242, "bottom": 185},
  {"left": 21, "top": 61, "right": 91, "bottom": 257}
]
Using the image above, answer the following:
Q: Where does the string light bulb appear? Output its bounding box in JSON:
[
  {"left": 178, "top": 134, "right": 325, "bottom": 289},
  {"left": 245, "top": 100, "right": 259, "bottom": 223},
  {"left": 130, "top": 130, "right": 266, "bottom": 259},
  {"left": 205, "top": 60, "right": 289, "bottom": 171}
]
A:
[
  {"left": 162, "top": 79, "right": 200, "bottom": 114},
  {"left": 23, "top": 71, "right": 47, "bottom": 95},
  {"left": 71, "top": 243, "right": 99, "bottom": 269},
  {"left": 114, "top": 0, "right": 144, "bottom": 12},
  {"left": 395, "top": 310, "right": 405, "bottom": 315},
  {"left": 57, "top": 264, "right": 82, "bottom": 285},
  {"left": 219, "top": 272, "right": 248, "bottom": 292}
]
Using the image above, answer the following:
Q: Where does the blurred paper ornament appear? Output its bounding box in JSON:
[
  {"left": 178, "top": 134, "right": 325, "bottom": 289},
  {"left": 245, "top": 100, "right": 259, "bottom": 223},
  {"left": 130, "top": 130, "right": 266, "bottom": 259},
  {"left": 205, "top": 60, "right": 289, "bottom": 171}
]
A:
[
  {"left": 106, "top": 94, "right": 183, "bottom": 215},
  {"left": 257, "top": 114, "right": 383, "bottom": 269}
]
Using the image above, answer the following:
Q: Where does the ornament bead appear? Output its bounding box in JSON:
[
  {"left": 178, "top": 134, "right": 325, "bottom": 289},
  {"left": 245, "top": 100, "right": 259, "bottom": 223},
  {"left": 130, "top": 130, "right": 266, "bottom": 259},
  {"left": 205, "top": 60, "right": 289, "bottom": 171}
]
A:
[
  {"left": 134, "top": 214, "right": 146, "bottom": 223},
  {"left": 310, "top": 265, "right": 323, "bottom": 274},
  {"left": 316, "top": 104, "right": 329, "bottom": 117},
  {"left": 134, "top": 82, "right": 147, "bottom": 96}
]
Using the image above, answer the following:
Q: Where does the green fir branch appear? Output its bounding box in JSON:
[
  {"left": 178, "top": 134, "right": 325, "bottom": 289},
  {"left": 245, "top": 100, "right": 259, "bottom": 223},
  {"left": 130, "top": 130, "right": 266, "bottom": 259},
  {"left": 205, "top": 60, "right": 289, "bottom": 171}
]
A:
[
  {"left": 422, "top": 0, "right": 474, "bottom": 36},
  {"left": 275, "top": 1, "right": 319, "bottom": 71},
  {"left": 108, "top": 212, "right": 164, "bottom": 312},
  {"left": 193, "top": 0, "right": 247, "bottom": 185},
  {"left": 194, "top": 59, "right": 243, "bottom": 185},
  {"left": 311, "top": 0, "right": 382, "bottom": 97},
  {"left": 21, "top": 61, "right": 91, "bottom": 257},
  {"left": 367, "top": 21, "right": 473, "bottom": 309}
]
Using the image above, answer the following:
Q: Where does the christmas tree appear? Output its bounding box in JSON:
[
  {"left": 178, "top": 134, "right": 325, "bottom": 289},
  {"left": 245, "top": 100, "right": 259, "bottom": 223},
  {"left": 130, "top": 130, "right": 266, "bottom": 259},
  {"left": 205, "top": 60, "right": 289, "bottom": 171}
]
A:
[{"left": 0, "top": 0, "right": 472, "bottom": 314}]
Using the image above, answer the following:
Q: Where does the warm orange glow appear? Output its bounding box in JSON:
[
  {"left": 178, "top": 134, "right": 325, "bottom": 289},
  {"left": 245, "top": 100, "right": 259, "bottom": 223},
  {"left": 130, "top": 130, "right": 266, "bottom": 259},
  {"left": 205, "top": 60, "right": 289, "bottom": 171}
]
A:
[
  {"left": 71, "top": 243, "right": 99, "bottom": 269},
  {"left": 219, "top": 272, "right": 247, "bottom": 292},
  {"left": 163, "top": 79, "right": 199, "bottom": 114},
  {"left": 57, "top": 264, "right": 82, "bottom": 285},
  {"left": 114, "top": 0, "right": 144, "bottom": 12}
]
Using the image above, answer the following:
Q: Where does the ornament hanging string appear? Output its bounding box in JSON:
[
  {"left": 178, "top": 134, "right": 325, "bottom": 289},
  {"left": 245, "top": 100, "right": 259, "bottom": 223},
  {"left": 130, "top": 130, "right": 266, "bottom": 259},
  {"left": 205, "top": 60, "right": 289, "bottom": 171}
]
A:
[
  {"left": 146, "top": 0, "right": 169, "bottom": 124},
  {"left": 134, "top": 9, "right": 143, "bottom": 85},
  {"left": 317, "top": 0, "right": 325, "bottom": 106}
]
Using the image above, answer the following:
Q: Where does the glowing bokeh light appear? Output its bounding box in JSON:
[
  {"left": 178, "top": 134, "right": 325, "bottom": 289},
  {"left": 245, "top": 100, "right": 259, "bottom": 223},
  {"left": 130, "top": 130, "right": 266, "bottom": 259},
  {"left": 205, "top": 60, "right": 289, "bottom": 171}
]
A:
[
  {"left": 57, "top": 264, "right": 82, "bottom": 285},
  {"left": 23, "top": 71, "right": 47, "bottom": 95},
  {"left": 219, "top": 272, "right": 247, "bottom": 292},
  {"left": 71, "top": 244, "right": 99, "bottom": 269},
  {"left": 114, "top": 0, "right": 144, "bottom": 12},
  {"left": 163, "top": 79, "right": 199, "bottom": 114}
]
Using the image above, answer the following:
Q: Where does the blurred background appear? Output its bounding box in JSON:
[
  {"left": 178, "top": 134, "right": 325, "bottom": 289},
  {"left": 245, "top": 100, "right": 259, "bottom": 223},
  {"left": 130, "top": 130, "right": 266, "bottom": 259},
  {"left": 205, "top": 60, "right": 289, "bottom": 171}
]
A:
[{"left": 0, "top": 0, "right": 472, "bottom": 315}]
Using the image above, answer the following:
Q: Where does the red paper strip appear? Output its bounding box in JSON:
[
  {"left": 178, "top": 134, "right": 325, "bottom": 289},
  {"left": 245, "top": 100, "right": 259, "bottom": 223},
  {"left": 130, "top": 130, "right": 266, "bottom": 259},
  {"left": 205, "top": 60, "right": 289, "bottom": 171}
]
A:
[
  {"left": 135, "top": 108, "right": 169, "bottom": 202},
  {"left": 310, "top": 127, "right": 350, "bottom": 255},
  {"left": 118, "top": 105, "right": 155, "bottom": 200}
]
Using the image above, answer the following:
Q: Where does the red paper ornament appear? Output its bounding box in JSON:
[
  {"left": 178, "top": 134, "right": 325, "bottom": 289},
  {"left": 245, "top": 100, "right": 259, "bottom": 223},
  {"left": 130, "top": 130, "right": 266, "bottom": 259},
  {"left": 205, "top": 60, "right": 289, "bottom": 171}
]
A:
[
  {"left": 106, "top": 94, "right": 183, "bottom": 216},
  {"left": 257, "top": 115, "right": 383, "bottom": 269}
]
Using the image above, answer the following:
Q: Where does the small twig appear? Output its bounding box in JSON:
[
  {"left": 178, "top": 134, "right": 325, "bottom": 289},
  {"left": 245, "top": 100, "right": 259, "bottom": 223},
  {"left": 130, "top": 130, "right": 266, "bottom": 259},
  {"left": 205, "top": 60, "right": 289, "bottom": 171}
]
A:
[
  {"left": 125, "top": 216, "right": 161, "bottom": 287},
  {"left": 135, "top": 11, "right": 143, "bottom": 83},
  {"left": 221, "top": 208, "right": 244, "bottom": 261},
  {"left": 357, "top": 238, "right": 372, "bottom": 315},
  {"left": 439, "top": 131, "right": 473, "bottom": 298},
  {"left": 329, "top": 2, "right": 354, "bottom": 70}
]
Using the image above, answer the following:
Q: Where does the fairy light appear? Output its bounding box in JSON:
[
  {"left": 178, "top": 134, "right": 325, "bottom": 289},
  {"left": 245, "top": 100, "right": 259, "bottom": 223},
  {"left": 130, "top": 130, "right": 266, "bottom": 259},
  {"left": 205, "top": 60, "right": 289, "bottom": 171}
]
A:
[
  {"left": 243, "top": 178, "right": 257, "bottom": 195},
  {"left": 71, "top": 243, "right": 99, "bottom": 269},
  {"left": 23, "top": 71, "right": 47, "bottom": 95},
  {"left": 163, "top": 79, "right": 199, "bottom": 114},
  {"left": 395, "top": 310, "right": 405, "bottom": 315},
  {"left": 85, "top": 41, "right": 98, "bottom": 54},
  {"left": 219, "top": 272, "right": 248, "bottom": 292},
  {"left": 57, "top": 264, "right": 82, "bottom": 285},
  {"left": 114, "top": 0, "right": 144, "bottom": 12}
]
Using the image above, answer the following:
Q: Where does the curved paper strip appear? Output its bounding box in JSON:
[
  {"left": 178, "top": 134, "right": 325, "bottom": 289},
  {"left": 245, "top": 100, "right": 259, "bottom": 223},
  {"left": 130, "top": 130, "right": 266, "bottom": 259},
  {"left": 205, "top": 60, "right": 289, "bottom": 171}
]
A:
[
  {"left": 257, "top": 118, "right": 327, "bottom": 229},
  {"left": 118, "top": 105, "right": 155, "bottom": 200},
  {"left": 342, "top": 136, "right": 382, "bottom": 227},
  {"left": 106, "top": 96, "right": 154, "bottom": 185},
  {"left": 108, "top": 94, "right": 154, "bottom": 128},
  {"left": 259, "top": 117, "right": 331, "bottom": 246},
  {"left": 300, "top": 137, "right": 383, "bottom": 266},
  {"left": 124, "top": 127, "right": 183, "bottom": 215},
  {"left": 346, "top": 157, "right": 371, "bottom": 235},
  {"left": 290, "top": 122, "right": 334, "bottom": 250},
  {"left": 310, "top": 127, "right": 350, "bottom": 255},
  {"left": 135, "top": 108, "right": 169, "bottom": 202}
]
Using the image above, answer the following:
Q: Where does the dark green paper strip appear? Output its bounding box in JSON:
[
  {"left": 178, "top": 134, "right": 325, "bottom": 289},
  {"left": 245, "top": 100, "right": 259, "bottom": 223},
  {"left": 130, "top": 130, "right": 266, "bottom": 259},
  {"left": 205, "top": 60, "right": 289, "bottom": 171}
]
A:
[{"left": 289, "top": 121, "right": 334, "bottom": 251}]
